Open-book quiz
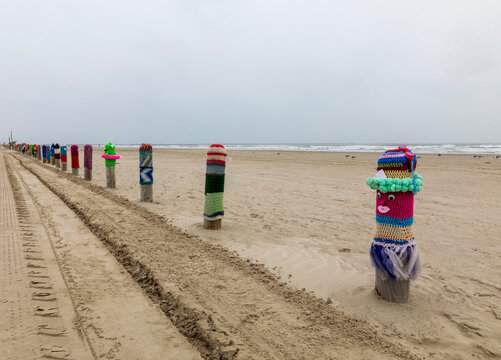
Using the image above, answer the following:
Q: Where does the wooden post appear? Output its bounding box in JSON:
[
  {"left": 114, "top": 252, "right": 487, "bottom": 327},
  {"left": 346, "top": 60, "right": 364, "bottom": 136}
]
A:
[
  {"left": 54, "top": 144, "right": 61, "bottom": 168},
  {"left": 83, "top": 144, "right": 93, "bottom": 181},
  {"left": 71, "top": 145, "right": 79, "bottom": 176},
  {"left": 60, "top": 145, "right": 67, "bottom": 171},
  {"left": 102, "top": 142, "right": 120, "bottom": 189},
  {"left": 50, "top": 144, "right": 55, "bottom": 165},
  {"left": 42, "top": 145, "right": 47, "bottom": 163},
  {"left": 139, "top": 144, "right": 153, "bottom": 202},
  {"left": 375, "top": 272, "right": 410, "bottom": 303},
  {"left": 106, "top": 166, "right": 116, "bottom": 188},
  {"left": 203, "top": 144, "right": 227, "bottom": 230}
]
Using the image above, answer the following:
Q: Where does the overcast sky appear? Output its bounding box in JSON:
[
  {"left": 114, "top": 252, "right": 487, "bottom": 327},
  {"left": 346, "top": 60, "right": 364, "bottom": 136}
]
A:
[{"left": 1, "top": 1, "right": 500, "bottom": 144}]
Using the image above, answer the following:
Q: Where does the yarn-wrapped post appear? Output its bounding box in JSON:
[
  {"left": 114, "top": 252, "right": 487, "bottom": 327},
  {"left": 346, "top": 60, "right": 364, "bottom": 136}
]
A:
[
  {"left": 54, "top": 144, "right": 61, "bottom": 168},
  {"left": 203, "top": 144, "right": 227, "bottom": 230},
  {"left": 42, "top": 145, "right": 47, "bottom": 163},
  {"left": 60, "top": 145, "right": 68, "bottom": 171},
  {"left": 84, "top": 144, "right": 93, "bottom": 180},
  {"left": 366, "top": 145, "right": 423, "bottom": 303},
  {"left": 102, "top": 142, "right": 121, "bottom": 189},
  {"left": 139, "top": 144, "right": 153, "bottom": 202},
  {"left": 50, "top": 144, "right": 55, "bottom": 165},
  {"left": 71, "top": 145, "right": 80, "bottom": 176},
  {"left": 37, "top": 145, "right": 41, "bottom": 160}
]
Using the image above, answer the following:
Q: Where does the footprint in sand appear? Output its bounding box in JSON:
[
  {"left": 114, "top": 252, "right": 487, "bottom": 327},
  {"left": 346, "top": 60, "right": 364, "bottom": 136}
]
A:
[{"left": 40, "top": 345, "right": 71, "bottom": 359}]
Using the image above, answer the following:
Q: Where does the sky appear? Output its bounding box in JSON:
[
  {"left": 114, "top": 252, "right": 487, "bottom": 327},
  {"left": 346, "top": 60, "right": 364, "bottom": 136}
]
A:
[{"left": 1, "top": 1, "right": 501, "bottom": 145}]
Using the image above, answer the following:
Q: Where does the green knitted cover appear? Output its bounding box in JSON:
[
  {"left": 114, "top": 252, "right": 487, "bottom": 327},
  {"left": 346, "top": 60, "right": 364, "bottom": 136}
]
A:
[
  {"left": 204, "top": 192, "right": 224, "bottom": 216},
  {"left": 104, "top": 142, "right": 117, "bottom": 166},
  {"left": 205, "top": 175, "right": 225, "bottom": 194}
]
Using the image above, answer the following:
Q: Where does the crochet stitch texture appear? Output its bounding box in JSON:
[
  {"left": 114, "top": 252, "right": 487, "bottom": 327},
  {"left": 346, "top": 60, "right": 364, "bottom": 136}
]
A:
[
  {"left": 367, "top": 146, "right": 422, "bottom": 281},
  {"left": 203, "top": 144, "right": 227, "bottom": 220}
]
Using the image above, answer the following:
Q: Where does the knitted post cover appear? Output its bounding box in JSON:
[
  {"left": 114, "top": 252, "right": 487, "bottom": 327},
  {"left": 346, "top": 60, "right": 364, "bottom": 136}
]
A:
[
  {"left": 71, "top": 145, "right": 79, "bottom": 169},
  {"left": 139, "top": 144, "right": 153, "bottom": 185},
  {"left": 84, "top": 144, "right": 93, "bottom": 170},
  {"left": 366, "top": 145, "right": 422, "bottom": 281},
  {"left": 204, "top": 144, "right": 227, "bottom": 220},
  {"left": 51, "top": 144, "right": 55, "bottom": 158},
  {"left": 60, "top": 145, "right": 67, "bottom": 164},
  {"left": 54, "top": 143, "right": 60, "bottom": 159},
  {"left": 102, "top": 142, "right": 121, "bottom": 166},
  {"left": 42, "top": 145, "right": 47, "bottom": 161}
]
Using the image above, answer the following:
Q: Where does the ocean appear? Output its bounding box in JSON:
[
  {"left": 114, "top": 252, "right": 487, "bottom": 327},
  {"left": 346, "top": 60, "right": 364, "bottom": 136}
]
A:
[{"left": 115, "top": 143, "right": 501, "bottom": 155}]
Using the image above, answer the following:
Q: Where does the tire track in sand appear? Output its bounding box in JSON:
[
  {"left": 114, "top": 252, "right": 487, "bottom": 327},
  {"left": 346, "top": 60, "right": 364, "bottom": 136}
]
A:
[
  {"left": 10, "top": 151, "right": 420, "bottom": 360},
  {"left": 4, "top": 152, "right": 201, "bottom": 360},
  {"left": 1, "top": 153, "right": 94, "bottom": 359}
]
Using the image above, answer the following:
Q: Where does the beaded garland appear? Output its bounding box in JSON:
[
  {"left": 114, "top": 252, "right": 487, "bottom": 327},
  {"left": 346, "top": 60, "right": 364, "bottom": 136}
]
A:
[
  {"left": 139, "top": 144, "right": 153, "bottom": 185},
  {"left": 203, "top": 144, "right": 227, "bottom": 220},
  {"left": 84, "top": 144, "right": 93, "bottom": 170},
  {"left": 71, "top": 145, "right": 79, "bottom": 169},
  {"left": 367, "top": 145, "right": 422, "bottom": 281}
]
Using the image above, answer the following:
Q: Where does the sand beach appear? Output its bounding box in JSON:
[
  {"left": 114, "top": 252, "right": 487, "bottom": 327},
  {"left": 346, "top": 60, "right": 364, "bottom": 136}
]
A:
[{"left": 1, "top": 146, "right": 500, "bottom": 359}]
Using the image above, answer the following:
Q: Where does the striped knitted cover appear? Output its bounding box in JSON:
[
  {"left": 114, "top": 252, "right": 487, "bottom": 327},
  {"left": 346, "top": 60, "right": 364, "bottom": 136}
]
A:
[
  {"left": 203, "top": 144, "right": 227, "bottom": 220},
  {"left": 42, "top": 145, "right": 47, "bottom": 160},
  {"left": 84, "top": 144, "right": 93, "bottom": 170},
  {"left": 139, "top": 144, "right": 153, "bottom": 185},
  {"left": 54, "top": 144, "right": 60, "bottom": 160},
  {"left": 71, "top": 145, "right": 79, "bottom": 169},
  {"left": 60, "top": 145, "right": 67, "bottom": 164},
  {"left": 366, "top": 145, "right": 422, "bottom": 281}
]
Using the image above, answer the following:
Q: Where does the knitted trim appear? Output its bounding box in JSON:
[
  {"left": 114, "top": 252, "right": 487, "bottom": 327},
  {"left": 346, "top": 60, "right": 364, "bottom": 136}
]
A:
[{"left": 366, "top": 173, "right": 422, "bottom": 193}]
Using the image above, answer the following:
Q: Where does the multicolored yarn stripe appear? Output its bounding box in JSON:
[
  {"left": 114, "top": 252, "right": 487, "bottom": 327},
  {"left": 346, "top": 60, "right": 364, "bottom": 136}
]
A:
[
  {"left": 139, "top": 144, "right": 153, "bottom": 185},
  {"left": 71, "top": 145, "right": 79, "bottom": 169},
  {"left": 204, "top": 144, "right": 227, "bottom": 220},
  {"left": 84, "top": 144, "right": 93, "bottom": 170},
  {"left": 367, "top": 145, "right": 422, "bottom": 281},
  {"left": 60, "top": 145, "right": 67, "bottom": 164}
]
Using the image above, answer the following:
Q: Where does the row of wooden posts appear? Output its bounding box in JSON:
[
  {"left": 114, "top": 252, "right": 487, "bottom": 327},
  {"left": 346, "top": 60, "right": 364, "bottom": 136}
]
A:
[{"left": 14, "top": 143, "right": 225, "bottom": 230}]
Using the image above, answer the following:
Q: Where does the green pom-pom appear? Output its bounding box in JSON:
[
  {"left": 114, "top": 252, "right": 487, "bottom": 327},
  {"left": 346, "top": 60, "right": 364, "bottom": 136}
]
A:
[{"left": 366, "top": 173, "right": 423, "bottom": 193}]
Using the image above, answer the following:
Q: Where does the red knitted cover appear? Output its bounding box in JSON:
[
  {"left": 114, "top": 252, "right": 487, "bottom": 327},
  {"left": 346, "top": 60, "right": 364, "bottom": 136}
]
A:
[
  {"left": 376, "top": 191, "right": 414, "bottom": 219},
  {"left": 71, "top": 145, "right": 79, "bottom": 169}
]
